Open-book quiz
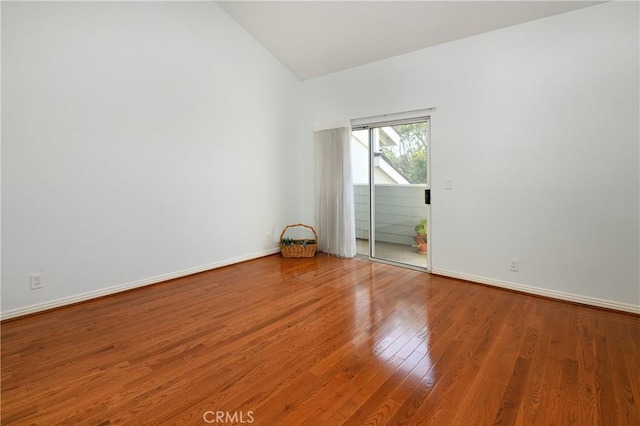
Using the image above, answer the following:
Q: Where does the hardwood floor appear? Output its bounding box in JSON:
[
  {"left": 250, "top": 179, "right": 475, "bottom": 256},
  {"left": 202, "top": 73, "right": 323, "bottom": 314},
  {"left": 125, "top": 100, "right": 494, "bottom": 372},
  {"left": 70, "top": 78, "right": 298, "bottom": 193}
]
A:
[{"left": 2, "top": 254, "right": 639, "bottom": 425}]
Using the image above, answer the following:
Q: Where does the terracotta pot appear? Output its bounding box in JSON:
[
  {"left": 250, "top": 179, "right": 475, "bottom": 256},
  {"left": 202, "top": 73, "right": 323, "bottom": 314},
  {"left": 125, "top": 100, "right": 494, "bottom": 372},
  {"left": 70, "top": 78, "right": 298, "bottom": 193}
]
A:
[
  {"left": 413, "top": 235, "right": 428, "bottom": 254},
  {"left": 415, "top": 242, "right": 428, "bottom": 254}
]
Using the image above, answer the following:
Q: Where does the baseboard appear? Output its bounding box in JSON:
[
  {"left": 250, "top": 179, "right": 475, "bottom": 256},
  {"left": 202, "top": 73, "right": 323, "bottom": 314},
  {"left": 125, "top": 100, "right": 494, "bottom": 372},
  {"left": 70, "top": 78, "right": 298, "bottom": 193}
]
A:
[
  {"left": 4, "top": 254, "right": 637, "bottom": 320},
  {"left": 431, "top": 268, "right": 640, "bottom": 315},
  {"left": 0, "top": 248, "right": 281, "bottom": 321}
]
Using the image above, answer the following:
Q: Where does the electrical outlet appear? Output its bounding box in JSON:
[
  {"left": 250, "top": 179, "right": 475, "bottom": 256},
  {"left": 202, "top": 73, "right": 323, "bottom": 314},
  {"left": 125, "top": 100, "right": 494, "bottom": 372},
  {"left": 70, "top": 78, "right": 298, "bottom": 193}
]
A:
[
  {"left": 30, "top": 273, "right": 43, "bottom": 290},
  {"left": 266, "top": 233, "right": 272, "bottom": 242},
  {"left": 510, "top": 258, "right": 519, "bottom": 272}
]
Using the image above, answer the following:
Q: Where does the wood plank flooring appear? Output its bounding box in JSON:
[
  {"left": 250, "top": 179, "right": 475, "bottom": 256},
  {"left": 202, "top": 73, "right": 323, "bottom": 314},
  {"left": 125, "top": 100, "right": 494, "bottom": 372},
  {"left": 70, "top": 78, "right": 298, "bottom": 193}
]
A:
[{"left": 2, "top": 254, "right": 639, "bottom": 425}]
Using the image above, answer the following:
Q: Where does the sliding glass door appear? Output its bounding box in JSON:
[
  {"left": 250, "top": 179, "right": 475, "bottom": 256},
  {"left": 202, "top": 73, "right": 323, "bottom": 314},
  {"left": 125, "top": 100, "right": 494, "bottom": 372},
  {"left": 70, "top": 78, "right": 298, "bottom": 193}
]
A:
[{"left": 352, "top": 118, "right": 430, "bottom": 270}]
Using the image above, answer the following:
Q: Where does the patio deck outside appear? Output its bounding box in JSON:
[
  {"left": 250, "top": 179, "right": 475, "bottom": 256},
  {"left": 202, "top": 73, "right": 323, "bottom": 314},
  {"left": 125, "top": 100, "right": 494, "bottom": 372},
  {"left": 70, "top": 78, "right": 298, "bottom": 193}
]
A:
[{"left": 356, "top": 238, "right": 427, "bottom": 267}]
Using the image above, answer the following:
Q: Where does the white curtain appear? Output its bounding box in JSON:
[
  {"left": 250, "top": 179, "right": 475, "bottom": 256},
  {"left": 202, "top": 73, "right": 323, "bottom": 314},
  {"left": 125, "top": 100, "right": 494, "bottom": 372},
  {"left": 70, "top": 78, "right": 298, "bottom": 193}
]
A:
[{"left": 314, "top": 124, "right": 356, "bottom": 257}]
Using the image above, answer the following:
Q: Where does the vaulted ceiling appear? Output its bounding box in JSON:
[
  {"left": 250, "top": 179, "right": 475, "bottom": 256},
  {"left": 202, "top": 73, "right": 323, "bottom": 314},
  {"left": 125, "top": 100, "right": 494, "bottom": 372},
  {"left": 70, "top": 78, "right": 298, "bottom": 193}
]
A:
[{"left": 217, "top": 1, "right": 604, "bottom": 80}]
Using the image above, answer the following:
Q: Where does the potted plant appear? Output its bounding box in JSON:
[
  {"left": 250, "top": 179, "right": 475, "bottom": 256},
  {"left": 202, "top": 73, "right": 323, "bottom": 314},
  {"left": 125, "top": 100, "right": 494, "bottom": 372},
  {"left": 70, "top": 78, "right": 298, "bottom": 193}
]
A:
[{"left": 413, "top": 218, "right": 428, "bottom": 254}]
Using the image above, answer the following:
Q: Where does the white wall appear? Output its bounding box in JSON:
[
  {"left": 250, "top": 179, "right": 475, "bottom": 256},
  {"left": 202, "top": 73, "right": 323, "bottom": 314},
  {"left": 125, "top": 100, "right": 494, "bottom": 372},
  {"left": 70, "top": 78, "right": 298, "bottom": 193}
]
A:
[
  {"left": 1, "top": 2, "right": 303, "bottom": 316},
  {"left": 302, "top": 2, "right": 640, "bottom": 310},
  {"left": 3, "top": 2, "right": 638, "bottom": 316}
]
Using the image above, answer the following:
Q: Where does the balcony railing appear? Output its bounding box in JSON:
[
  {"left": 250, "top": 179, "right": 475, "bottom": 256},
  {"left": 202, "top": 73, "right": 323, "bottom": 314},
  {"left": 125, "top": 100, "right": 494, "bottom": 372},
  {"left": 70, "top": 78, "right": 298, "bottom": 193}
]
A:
[{"left": 354, "top": 184, "right": 428, "bottom": 246}]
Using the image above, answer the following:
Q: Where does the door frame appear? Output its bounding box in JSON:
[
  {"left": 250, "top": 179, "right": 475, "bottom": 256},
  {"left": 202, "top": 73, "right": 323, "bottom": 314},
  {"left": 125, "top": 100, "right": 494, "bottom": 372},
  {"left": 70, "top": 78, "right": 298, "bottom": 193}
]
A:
[{"left": 351, "top": 114, "right": 432, "bottom": 271}]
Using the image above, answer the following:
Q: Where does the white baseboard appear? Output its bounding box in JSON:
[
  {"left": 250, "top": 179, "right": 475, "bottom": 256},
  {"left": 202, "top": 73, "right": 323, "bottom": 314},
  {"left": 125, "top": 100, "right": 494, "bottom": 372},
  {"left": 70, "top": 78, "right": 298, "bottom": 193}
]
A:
[
  {"left": 0, "top": 248, "right": 281, "bottom": 321},
  {"left": 431, "top": 268, "right": 640, "bottom": 315},
  {"left": 3, "top": 253, "right": 637, "bottom": 320}
]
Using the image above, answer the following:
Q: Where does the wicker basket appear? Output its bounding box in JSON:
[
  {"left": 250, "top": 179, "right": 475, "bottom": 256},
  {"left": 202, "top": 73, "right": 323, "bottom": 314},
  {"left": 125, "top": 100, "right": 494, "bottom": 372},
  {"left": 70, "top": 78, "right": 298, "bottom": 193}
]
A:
[{"left": 280, "top": 224, "right": 318, "bottom": 258}]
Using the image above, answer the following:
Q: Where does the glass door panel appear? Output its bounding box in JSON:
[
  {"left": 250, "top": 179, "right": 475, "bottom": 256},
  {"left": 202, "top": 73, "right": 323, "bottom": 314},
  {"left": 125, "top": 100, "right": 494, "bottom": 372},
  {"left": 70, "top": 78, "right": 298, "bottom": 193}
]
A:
[
  {"left": 351, "top": 128, "right": 371, "bottom": 257},
  {"left": 352, "top": 119, "right": 430, "bottom": 270}
]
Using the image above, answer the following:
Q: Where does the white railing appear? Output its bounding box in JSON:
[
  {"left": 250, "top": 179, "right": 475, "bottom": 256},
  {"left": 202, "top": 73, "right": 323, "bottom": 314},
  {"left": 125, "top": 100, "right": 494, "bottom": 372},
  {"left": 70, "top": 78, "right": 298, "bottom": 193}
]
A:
[{"left": 354, "top": 184, "right": 428, "bottom": 246}]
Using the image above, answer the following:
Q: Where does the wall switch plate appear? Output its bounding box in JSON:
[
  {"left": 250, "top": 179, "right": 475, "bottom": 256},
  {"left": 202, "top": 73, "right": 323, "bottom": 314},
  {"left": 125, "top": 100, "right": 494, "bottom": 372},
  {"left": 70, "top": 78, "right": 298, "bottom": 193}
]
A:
[
  {"left": 445, "top": 178, "right": 453, "bottom": 189},
  {"left": 30, "top": 273, "right": 43, "bottom": 290}
]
